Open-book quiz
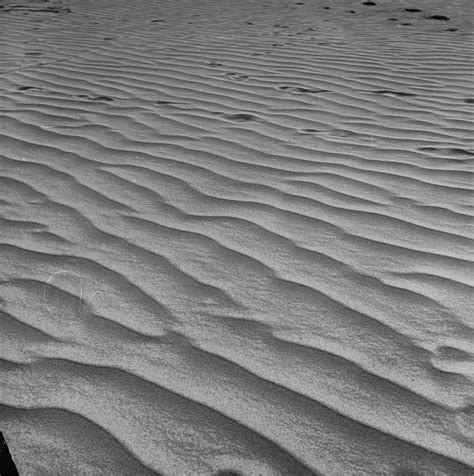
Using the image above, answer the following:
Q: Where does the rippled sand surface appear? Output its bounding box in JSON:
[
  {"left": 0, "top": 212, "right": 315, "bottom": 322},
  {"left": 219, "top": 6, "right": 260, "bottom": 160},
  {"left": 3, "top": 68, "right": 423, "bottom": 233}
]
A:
[{"left": 1, "top": 0, "right": 473, "bottom": 474}]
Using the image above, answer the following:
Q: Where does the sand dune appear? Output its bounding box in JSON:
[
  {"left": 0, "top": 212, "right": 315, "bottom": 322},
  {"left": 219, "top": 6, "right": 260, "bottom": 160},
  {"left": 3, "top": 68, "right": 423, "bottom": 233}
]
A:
[{"left": 1, "top": 0, "right": 473, "bottom": 474}]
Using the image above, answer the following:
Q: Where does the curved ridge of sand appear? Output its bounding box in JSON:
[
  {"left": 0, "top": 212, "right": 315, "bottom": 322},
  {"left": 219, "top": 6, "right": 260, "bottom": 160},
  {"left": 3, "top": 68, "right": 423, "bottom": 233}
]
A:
[{"left": 1, "top": 0, "right": 473, "bottom": 474}]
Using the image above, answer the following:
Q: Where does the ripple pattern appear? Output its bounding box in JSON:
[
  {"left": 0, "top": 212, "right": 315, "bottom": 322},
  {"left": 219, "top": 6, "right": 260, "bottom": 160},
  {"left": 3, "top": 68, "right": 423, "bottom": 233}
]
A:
[{"left": 1, "top": 0, "right": 473, "bottom": 474}]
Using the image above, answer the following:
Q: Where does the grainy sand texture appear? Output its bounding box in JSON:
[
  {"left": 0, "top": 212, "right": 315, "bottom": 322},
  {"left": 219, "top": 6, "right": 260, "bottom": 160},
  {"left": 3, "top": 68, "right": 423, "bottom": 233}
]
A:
[{"left": 0, "top": 0, "right": 473, "bottom": 474}]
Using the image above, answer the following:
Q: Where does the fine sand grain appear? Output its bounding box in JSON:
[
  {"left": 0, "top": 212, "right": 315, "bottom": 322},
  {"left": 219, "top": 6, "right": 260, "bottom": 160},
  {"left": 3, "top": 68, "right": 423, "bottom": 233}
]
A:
[{"left": 1, "top": 0, "right": 473, "bottom": 474}]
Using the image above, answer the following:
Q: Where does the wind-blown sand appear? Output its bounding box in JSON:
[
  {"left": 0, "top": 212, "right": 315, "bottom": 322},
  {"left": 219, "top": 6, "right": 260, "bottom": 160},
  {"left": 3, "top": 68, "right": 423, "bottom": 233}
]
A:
[{"left": 0, "top": 0, "right": 473, "bottom": 474}]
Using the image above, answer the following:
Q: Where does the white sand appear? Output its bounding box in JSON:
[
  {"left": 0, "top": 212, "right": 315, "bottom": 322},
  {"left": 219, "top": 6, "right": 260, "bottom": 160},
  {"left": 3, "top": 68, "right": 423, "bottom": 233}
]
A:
[{"left": 0, "top": 0, "right": 473, "bottom": 474}]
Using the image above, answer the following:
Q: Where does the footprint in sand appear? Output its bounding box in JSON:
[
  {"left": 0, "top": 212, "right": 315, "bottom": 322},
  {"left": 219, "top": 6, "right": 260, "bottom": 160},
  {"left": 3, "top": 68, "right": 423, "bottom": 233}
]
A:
[{"left": 224, "top": 72, "right": 249, "bottom": 82}]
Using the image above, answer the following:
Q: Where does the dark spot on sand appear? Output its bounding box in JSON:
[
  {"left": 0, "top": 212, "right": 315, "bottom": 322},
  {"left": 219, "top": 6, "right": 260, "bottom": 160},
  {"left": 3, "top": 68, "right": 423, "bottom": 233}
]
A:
[
  {"left": 323, "top": 6, "right": 330, "bottom": 9},
  {"left": 155, "top": 100, "right": 179, "bottom": 106},
  {"left": 278, "top": 85, "right": 328, "bottom": 94},
  {"left": 388, "top": 18, "right": 398, "bottom": 21},
  {"left": 401, "top": 23, "right": 413, "bottom": 26},
  {"left": 464, "top": 98, "right": 474, "bottom": 103},
  {"left": 24, "top": 52, "right": 42, "bottom": 56},
  {"left": 77, "top": 94, "right": 114, "bottom": 102},
  {"left": 372, "top": 90, "right": 417, "bottom": 97},
  {"left": 223, "top": 113, "right": 256, "bottom": 122},
  {"left": 215, "top": 471, "right": 243, "bottom": 476},
  {"left": 349, "top": 10, "right": 356, "bottom": 13},
  {"left": 207, "top": 61, "right": 222, "bottom": 67},
  {"left": 103, "top": 37, "right": 114, "bottom": 40},
  {"left": 362, "top": 1, "right": 376, "bottom": 5},
  {"left": 244, "top": 21, "right": 253, "bottom": 24},
  {"left": 299, "top": 129, "right": 321, "bottom": 134},
  {"left": 91, "top": 96, "right": 114, "bottom": 102},
  {"left": 296, "top": 2, "right": 305, "bottom": 4},
  {"left": 425, "top": 15, "right": 449, "bottom": 21},
  {"left": 2, "top": 4, "right": 69, "bottom": 13},
  {"left": 404, "top": 8, "right": 422, "bottom": 12},
  {"left": 150, "top": 19, "right": 165, "bottom": 23},
  {"left": 446, "top": 28, "right": 458, "bottom": 31}
]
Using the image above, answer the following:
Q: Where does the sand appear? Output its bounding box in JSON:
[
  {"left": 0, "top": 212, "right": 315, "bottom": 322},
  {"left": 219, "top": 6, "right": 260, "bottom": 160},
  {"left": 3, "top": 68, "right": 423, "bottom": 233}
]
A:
[{"left": 0, "top": 0, "right": 473, "bottom": 474}]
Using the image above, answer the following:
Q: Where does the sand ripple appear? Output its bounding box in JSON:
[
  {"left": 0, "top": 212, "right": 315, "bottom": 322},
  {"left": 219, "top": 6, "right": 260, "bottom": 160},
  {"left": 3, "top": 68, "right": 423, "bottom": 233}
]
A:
[{"left": 1, "top": 0, "right": 473, "bottom": 474}]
